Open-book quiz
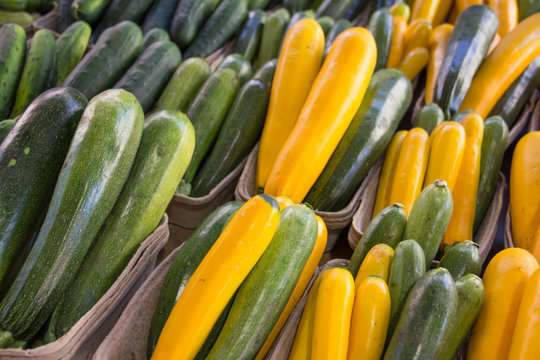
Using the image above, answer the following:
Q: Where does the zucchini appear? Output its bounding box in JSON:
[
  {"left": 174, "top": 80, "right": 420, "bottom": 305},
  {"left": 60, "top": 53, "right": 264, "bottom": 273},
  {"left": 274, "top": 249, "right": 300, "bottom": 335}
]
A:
[
  {"left": 0, "top": 24, "right": 25, "bottom": 120},
  {"left": 71, "top": 0, "right": 112, "bottom": 24},
  {"left": 0, "top": 9, "right": 34, "bottom": 26},
  {"left": 142, "top": 0, "right": 182, "bottom": 32},
  {"left": 384, "top": 268, "right": 458, "bottom": 360},
  {"left": 316, "top": 16, "right": 334, "bottom": 36},
  {"left": 10, "top": 29, "right": 56, "bottom": 118},
  {"left": 55, "top": 21, "right": 92, "bottom": 85},
  {"left": 519, "top": 0, "right": 540, "bottom": 21},
  {"left": 147, "top": 201, "right": 243, "bottom": 357},
  {"left": 489, "top": 55, "right": 540, "bottom": 127},
  {"left": 367, "top": 9, "right": 393, "bottom": 71},
  {"left": 114, "top": 41, "right": 182, "bottom": 112},
  {"left": 192, "top": 79, "right": 269, "bottom": 196},
  {"left": 0, "top": 89, "right": 144, "bottom": 341},
  {"left": 57, "top": 0, "right": 75, "bottom": 32},
  {"left": 253, "top": 58, "right": 277, "bottom": 84},
  {"left": 324, "top": 18, "right": 351, "bottom": 56},
  {"left": 184, "top": 0, "right": 249, "bottom": 58},
  {"left": 154, "top": 57, "right": 211, "bottom": 112},
  {"left": 412, "top": 103, "right": 444, "bottom": 135},
  {"left": 438, "top": 241, "right": 481, "bottom": 280},
  {"left": 254, "top": 9, "right": 289, "bottom": 70},
  {"left": 403, "top": 179, "right": 453, "bottom": 267},
  {"left": 432, "top": 5, "right": 498, "bottom": 119},
  {"left": 181, "top": 68, "right": 240, "bottom": 188},
  {"left": 91, "top": 0, "right": 154, "bottom": 41},
  {"left": 249, "top": 0, "right": 270, "bottom": 9},
  {"left": 306, "top": 69, "right": 412, "bottom": 211},
  {"left": 170, "top": 0, "right": 222, "bottom": 49},
  {"left": 286, "top": 10, "right": 315, "bottom": 35},
  {"left": 63, "top": 21, "right": 143, "bottom": 99},
  {"left": 452, "top": 109, "right": 474, "bottom": 123},
  {"left": 0, "top": 0, "right": 26, "bottom": 10},
  {"left": 315, "top": 0, "right": 356, "bottom": 19},
  {"left": 217, "top": 54, "right": 253, "bottom": 85},
  {"left": 284, "top": 0, "right": 310, "bottom": 12},
  {"left": 0, "top": 88, "right": 87, "bottom": 297},
  {"left": 233, "top": 10, "right": 266, "bottom": 62},
  {"left": 473, "top": 116, "right": 508, "bottom": 232},
  {"left": 348, "top": 203, "right": 407, "bottom": 277},
  {"left": 46, "top": 110, "right": 195, "bottom": 339},
  {"left": 206, "top": 204, "right": 318, "bottom": 359},
  {"left": 435, "top": 274, "right": 484, "bottom": 360},
  {"left": 0, "top": 119, "right": 15, "bottom": 144},
  {"left": 387, "top": 239, "right": 425, "bottom": 340},
  {"left": 344, "top": 0, "right": 369, "bottom": 20},
  {"left": 141, "top": 28, "right": 170, "bottom": 51},
  {"left": 374, "top": 0, "right": 397, "bottom": 10}
]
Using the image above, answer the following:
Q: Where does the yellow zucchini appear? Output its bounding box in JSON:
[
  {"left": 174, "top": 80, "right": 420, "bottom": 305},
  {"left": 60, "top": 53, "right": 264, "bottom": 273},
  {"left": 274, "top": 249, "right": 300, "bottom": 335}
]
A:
[
  {"left": 410, "top": 0, "right": 442, "bottom": 23},
  {"left": 276, "top": 196, "right": 295, "bottom": 210},
  {"left": 426, "top": 24, "right": 453, "bottom": 104},
  {"left": 387, "top": 15, "right": 407, "bottom": 69},
  {"left": 397, "top": 47, "right": 429, "bottom": 80},
  {"left": 487, "top": 0, "right": 518, "bottom": 37},
  {"left": 354, "top": 244, "right": 393, "bottom": 289},
  {"left": 404, "top": 20, "right": 432, "bottom": 55}
]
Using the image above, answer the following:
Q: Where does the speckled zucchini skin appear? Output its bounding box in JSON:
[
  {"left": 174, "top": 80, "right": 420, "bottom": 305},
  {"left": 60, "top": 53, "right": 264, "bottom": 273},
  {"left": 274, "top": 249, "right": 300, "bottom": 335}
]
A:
[{"left": 0, "top": 24, "right": 25, "bottom": 119}]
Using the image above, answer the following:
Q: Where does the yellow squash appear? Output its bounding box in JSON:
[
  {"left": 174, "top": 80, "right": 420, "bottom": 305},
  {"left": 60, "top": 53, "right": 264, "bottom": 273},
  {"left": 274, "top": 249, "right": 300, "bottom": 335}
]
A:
[
  {"left": 460, "top": 13, "right": 540, "bottom": 117},
  {"left": 432, "top": 0, "right": 453, "bottom": 25},
  {"left": 264, "top": 28, "right": 377, "bottom": 203},
  {"left": 312, "top": 268, "right": 355, "bottom": 360},
  {"left": 443, "top": 113, "right": 484, "bottom": 246},
  {"left": 488, "top": 0, "right": 518, "bottom": 37},
  {"left": 456, "top": 0, "right": 483, "bottom": 14},
  {"left": 510, "top": 132, "right": 540, "bottom": 252},
  {"left": 426, "top": 24, "right": 453, "bottom": 104},
  {"left": 532, "top": 225, "right": 540, "bottom": 263},
  {"left": 354, "top": 244, "right": 394, "bottom": 289},
  {"left": 276, "top": 195, "right": 295, "bottom": 210},
  {"left": 423, "top": 121, "right": 466, "bottom": 192},
  {"left": 151, "top": 195, "right": 280, "bottom": 360},
  {"left": 256, "top": 216, "right": 327, "bottom": 360},
  {"left": 347, "top": 277, "right": 390, "bottom": 360},
  {"left": 508, "top": 268, "right": 540, "bottom": 360},
  {"left": 397, "top": 47, "right": 429, "bottom": 80},
  {"left": 389, "top": 2, "right": 411, "bottom": 22},
  {"left": 389, "top": 127, "right": 430, "bottom": 217},
  {"left": 488, "top": 32, "right": 501, "bottom": 55},
  {"left": 373, "top": 131, "right": 408, "bottom": 217},
  {"left": 387, "top": 15, "right": 408, "bottom": 69},
  {"left": 255, "top": 19, "right": 325, "bottom": 192},
  {"left": 410, "top": 0, "right": 442, "bottom": 23},
  {"left": 468, "top": 248, "right": 539, "bottom": 360},
  {"left": 404, "top": 20, "right": 432, "bottom": 55}
]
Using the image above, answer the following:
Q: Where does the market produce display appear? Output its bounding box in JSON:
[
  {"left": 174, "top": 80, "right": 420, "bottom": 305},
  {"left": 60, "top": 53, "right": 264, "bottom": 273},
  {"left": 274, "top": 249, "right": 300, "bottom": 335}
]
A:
[{"left": 1, "top": 0, "right": 540, "bottom": 359}]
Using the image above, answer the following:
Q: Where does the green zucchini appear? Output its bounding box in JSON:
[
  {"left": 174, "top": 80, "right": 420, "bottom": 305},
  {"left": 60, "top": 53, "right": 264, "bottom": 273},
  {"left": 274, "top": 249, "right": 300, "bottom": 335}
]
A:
[
  {"left": 114, "top": 41, "right": 182, "bottom": 112},
  {"left": 474, "top": 116, "right": 508, "bottom": 232},
  {"left": 0, "top": 9, "right": 33, "bottom": 26},
  {"left": 403, "top": 180, "right": 453, "bottom": 267},
  {"left": 91, "top": 0, "right": 154, "bottom": 41},
  {"left": 253, "top": 58, "right": 277, "bottom": 84},
  {"left": 368, "top": 9, "right": 393, "bottom": 71},
  {"left": 438, "top": 241, "right": 481, "bottom": 280},
  {"left": 387, "top": 239, "right": 426, "bottom": 340},
  {"left": 217, "top": 54, "right": 253, "bottom": 85},
  {"left": 46, "top": 110, "right": 195, "bottom": 339},
  {"left": 55, "top": 21, "right": 92, "bottom": 86},
  {"left": 71, "top": 0, "right": 112, "bottom": 24},
  {"left": 147, "top": 201, "right": 243, "bottom": 357},
  {"left": 141, "top": 28, "right": 170, "bottom": 52},
  {"left": 249, "top": 0, "right": 269, "bottom": 9},
  {"left": 0, "top": 0, "right": 26, "bottom": 10},
  {"left": 57, "top": 0, "right": 75, "bottom": 32},
  {"left": 0, "top": 24, "right": 25, "bottom": 120},
  {"left": 233, "top": 10, "right": 266, "bottom": 62},
  {"left": 344, "top": 0, "right": 369, "bottom": 20},
  {"left": 316, "top": 16, "right": 334, "bottom": 36},
  {"left": 490, "top": 56, "right": 540, "bottom": 127},
  {"left": 207, "top": 204, "right": 318, "bottom": 359},
  {"left": 0, "top": 89, "right": 143, "bottom": 342},
  {"left": 63, "top": 21, "right": 143, "bottom": 99},
  {"left": 519, "top": 0, "right": 540, "bottom": 21},
  {"left": 181, "top": 68, "right": 240, "bottom": 189},
  {"left": 306, "top": 69, "right": 412, "bottom": 211},
  {"left": 154, "top": 57, "right": 211, "bottom": 112},
  {"left": 435, "top": 274, "right": 484, "bottom": 360},
  {"left": 412, "top": 102, "right": 444, "bottom": 135},
  {"left": 433, "top": 5, "right": 498, "bottom": 119},
  {"left": 284, "top": 0, "right": 310, "bottom": 12},
  {"left": 374, "top": 0, "right": 397, "bottom": 10},
  {"left": 10, "top": 29, "right": 56, "bottom": 118},
  {"left": 184, "top": 0, "right": 249, "bottom": 58},
  {"left": 142, "top": 0, "right": 182, "bottom": 32},
  {"left": 384, "top": 268, "right": 458, "bottom": 360},
  {"left": 324, "top": 19, "right": 351, "bottom": 56},
  {"left": 348, "top": 203, "right": 407, "bottom": 277},
  {"left": 315, "top": 0, "right": 356, "bottom": 19},
  {"left": 285, "top": 10, "right": 315, "bottom": 34},
  {"left": 0, "top": 88, "right": 87, "bottom": 298},
  {"left": 254, "top": 8, "right": 289, "bottom": 70},
  {"left": 170, "top": 0, "right": 221, "bottom": 48},
  {"left": 0, "top": 119, "right": 15, "bottom": 144},
  {"left": 192, "top": 79, "right": 269, "bottom": 196}
]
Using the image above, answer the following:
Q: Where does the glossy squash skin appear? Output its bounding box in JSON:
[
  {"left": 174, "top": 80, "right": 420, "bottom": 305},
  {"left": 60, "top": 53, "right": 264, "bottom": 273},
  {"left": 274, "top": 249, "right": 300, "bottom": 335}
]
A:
[
  {"left": 255, "top": 19, "right": 325, "bottom": 192},
  {"left": 410, "top": 0, "right": 441, "bottom": 23},
  {"left": 397, "top": 47, "right": 429, "bottom": 80},
  {"left": 354, "top": 244, "right": 394, "bottom": 289},
  {"left": 387, "top": 15, "right": 407, "bottom": 69},
  {"left": 487, "top": 0, "right": 518, "bottom": 37},
  {"left": 426, "top": 24, "right": 453, "bottom": 104},
  {"left": 264, "top": 28, "right": 377, "bottom": 203}
]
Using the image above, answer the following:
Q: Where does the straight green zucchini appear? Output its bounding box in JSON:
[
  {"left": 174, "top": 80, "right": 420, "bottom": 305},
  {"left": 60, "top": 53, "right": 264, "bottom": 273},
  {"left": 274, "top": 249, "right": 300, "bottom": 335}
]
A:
[
  {"left": 233, "top": 10, "right": 266, "bottom": 62},
  {"left": 324, "top": 19, "right": 351, "bottom": 56},
  {"left": 284, "top": 0, "right": 310, "bottom": 12},
  {"left": 55, "top": 21, "right": 92, "bottom": 85},
  {"left": 0, "top": 88, "right": 87, "bottom": 298},
  {"left": 344, "top": 0, "right": 369, "bottom": 20},
  {"left": 0, "top": 89, "right": 143, "bottom": 342},
  {"left": 170, "top": 0, "right": 222, "bottom": 48},
  {"left": 249, "top": 0, "right": 270, "bottom": 9},
  {"left": 71, "top": 0, "right": 112, "bottom": 24},
  {"left": 0, "top": 24, "right": 25, "bottom": 120},
  {"left": 315, "top": 0, "right": 356, "bottom": 19},
  {"left": 0, "top": 9, "right": 33, "bottom": 26},
  {"left": 91, "top": 0, "right": 154, "bottom": 41},
  {"left": 368, "top": 9, "right": 393, "bottom": 71},
  {"left": 206, "top": 204, "right": 318, "bottom": 359},
  {"left": 57, "top": 0, "right": 75, "bottom": 32},
  {"left": 0, "top": 119, "right": 15, "bottom": 144},
  {"left": 142, "top": 0, "right": 182, "bottom": 32},
  {"left": 217, "top": 54, "right": 253, "bottom": 85},
  {"left": 253, "top": 59, "right": 277, "bottom": 84},
  {"left": 254, "top": 8, "right": 289, "bottom": 70},
  {"left": 0, "top": 0, "right": 26, "bottom": 10},
  {"left": 141, "top": 28, "right": 171, "bottom": 52},
  {"left": 518, "top": 0, "right": 540, "bottom": 21},
  {"left": 306, "top": 69, "right": 412, "bottom": 211},
  {"left": 438, "top": 241, "right": 481, "bottom": 280},
  {"left": 412, "top": 102, "right": 444, "bottom": 135}
]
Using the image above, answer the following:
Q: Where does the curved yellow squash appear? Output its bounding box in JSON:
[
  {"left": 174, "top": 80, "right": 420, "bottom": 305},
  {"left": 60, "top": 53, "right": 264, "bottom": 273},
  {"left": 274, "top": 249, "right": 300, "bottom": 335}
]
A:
[
  {"left": 347, "top": 276, "right": 390, "bottom": 360},
  {"left": 433, "top": 0, "right": 453, "bottom": 25},
  {"left": 354, "top": 244, "right": 394, "bottom": 289},
  {"left": 488, "top": 0, "right": 518, "bottom": 37},
  {"left": 397, "top": 47, "right": 429, "bottom": 80},
  {"left": 312, "top": 268, "right": 355, "bottom": 360},
  {"left": 255, "top": 19, "right": 325, "bottom": 192},
  {"left": 508, "top": 268, "right": 540, "bottom": 360},
  {"left": 404, "top": 20, "right": 432, "bottom": 55},
  {"left": 510, "top": 132, "right": 540, "bottom": 252},
  {"left": 410, "top": 0, "right": 442, "bottom": 23},
  {"left": 264, "top": 28, "right": 377, "bottom": 203},
  {"left": 387, "top": 16, "right": 408, "bottom": 69},
  {"left": 151, "top": 195, "right": 280, "bottom": 360},
  {"left": 426, "top": 24, "right": 453, "bottom": 104},
  {"left": 460, "top": 13, "right": 540, "bottom": 117},
  {"left": 468, "top": 248, "right": 539, "bottom": 360}
]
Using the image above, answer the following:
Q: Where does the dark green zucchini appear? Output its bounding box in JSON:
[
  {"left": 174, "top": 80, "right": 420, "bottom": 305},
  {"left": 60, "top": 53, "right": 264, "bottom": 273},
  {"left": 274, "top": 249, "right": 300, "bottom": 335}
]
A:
[
  {"left": 438, "top": 240, "right": 481, "bottom": 280},
  {"left": 192, "top": 79, "right": 269, "bottom": 196},
  {"left": 0, "top": 88, "right": 87, "bottom": 298},
  {"left": 141, "top": 28, "right": 170, "bottom": 51},
  {"left": 0, "top": 24, "right": 26, "bottom": 120},
  {"left": 0, "top": 119, "right": 15, "bottom": 144},
  {"left": 55, "top": 21, "right": 92, "bottom": 85},
  {"left": 373, "top": 0, "right": 397, "bottom": 10},
  {"left": 286, "top": 10, "right": 315, "bottom": 34},
  {"left": 254, "top": 8, "right": 289, "bottom": 70},
  {"left": 253, "top": 58, "right": 277, "bottom": 84},
  {"left": 0, "top": 89, "right": 143, "bottom": 342},
  {"left": 344, "top": 0, "right": 369, "bottom": 20},
  {"left": 519, "top": 0, "right": 540, "bottom": 21},
  {"left": 368, "top": 9, "right": 393, "bottom": 71},
  {"left": 71, "top": 0, "right": 112, "bottom": 24},
  {"left": 315, "top": 0, "right": 356, "bottom": 19},
  {"left": 284, "top": 0, "right": 310, "bottom": 12},
  {"left": 324, "top": 19, "right": 351, "bottom": 56},
  {"left": 316, "top": 16, "right": 334, "bottom": 36},
  {"left": 142, "top": 0, "right": 182, "bottom": 32},
  {"left": 233, "top": 10, "right": 266, "bottom": 62},
  {"left": 249, "top": 0, "right": 270, "bottom": 9},
  {"left": 0, "top": 0, "right": 26, "bottom": 10},
  {"left": 217, "top": 54, "right": 253, "bottom": 85},
  {"left": 91, "top": 0, "right": 154, "bottom": 41},
  {"left": 57, "top": 0, "right": 75, "bottom": 32},
  {"left": 306, "top": 69, "right": 412, "bottom": 211},
  {"left": 170, "top": 0, "right": 221, "bottom": 48},
  {"left": 412, "top": 102, "right": 444, "bottom": 135}
]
